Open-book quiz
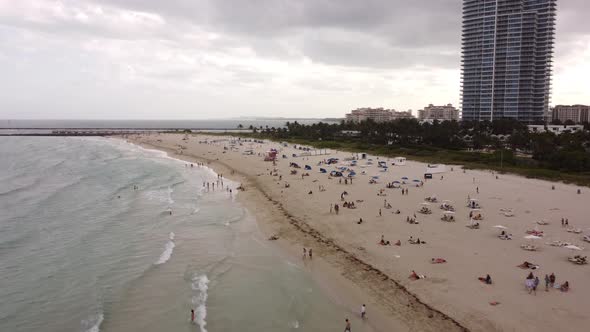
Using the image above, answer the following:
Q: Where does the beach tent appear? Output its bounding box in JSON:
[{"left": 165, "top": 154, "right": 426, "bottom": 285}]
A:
[
  {"left": 401, "top": 176, "right": 409, "bottom": 180},
  {"left": 413, "top": 179, "right": 421, "bottom": 182},
  {"left": 305, "top": 165, "right": 312, "bottom": 170},
  {"left": 330, "top": 170, "right": 343, "bottom": 177},
  {"left": 348, "top": 171, "right": 357, "bottom": 177},
  {"left": 378, "top": 161, "right": 387, "bottom": 168},
  {"left": 392, "top": 157, "right": 406, "bottom": 166},
  {"left": 319, "top": 168, "right": 327, "bottom": 173}
]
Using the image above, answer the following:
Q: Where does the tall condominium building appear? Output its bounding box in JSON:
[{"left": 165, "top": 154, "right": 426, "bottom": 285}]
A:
[
  {"left": 552, "top": 105, "right": 590, "bottom": 123},
  {"left": 345, "top": 108, "right": 414, "bottom": 123},
  {"left": 461, "top": 0, "right": 557, "bottom": 123},
  {"left": 418, "top": 104, "right": 460, "bottom": 121}
]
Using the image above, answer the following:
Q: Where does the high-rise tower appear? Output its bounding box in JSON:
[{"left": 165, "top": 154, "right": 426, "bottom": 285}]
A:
[{"left": 461, "top": 0, "right": 556, "bottom": 122}]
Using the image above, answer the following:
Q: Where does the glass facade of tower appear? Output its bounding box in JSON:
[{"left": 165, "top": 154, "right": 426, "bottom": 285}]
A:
[{"left": 461, "top": 0, "right": 556, "bottom": 122}]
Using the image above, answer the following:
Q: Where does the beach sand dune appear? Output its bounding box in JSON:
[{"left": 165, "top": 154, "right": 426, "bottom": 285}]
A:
[{"left": 127, "top": 133, "right": 589, "bottom": 332}]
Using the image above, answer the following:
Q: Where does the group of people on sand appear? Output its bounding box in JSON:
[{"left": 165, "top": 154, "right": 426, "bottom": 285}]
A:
[
  {"left": 338, "top": 177, "right": 352, "bottom": 185},
  {"left": 526, "top": 272, "right": 569, "bottom": 294},
  {"left": 343, "top": 201, "right": 356, "bottom": 209},
  {"left": 408, "top": 236, "right": 425, "bottom": 244},
  {"left": 560, "top": 218, "right": 570, "bottom": 227}
]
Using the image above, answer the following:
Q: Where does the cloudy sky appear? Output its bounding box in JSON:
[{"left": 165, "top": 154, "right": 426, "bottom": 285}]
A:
[{"left": 0, "top": 0, "right": 588, "bottom": 119}]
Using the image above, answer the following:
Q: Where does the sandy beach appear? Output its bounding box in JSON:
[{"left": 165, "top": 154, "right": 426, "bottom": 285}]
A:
[{"left": 126, "top": 133, "right": 589, "bottom": 332}]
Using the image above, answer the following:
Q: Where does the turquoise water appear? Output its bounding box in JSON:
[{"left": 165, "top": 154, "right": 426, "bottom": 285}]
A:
[{"left": 0, "top": 137, "right": 348, "bottom": 332}]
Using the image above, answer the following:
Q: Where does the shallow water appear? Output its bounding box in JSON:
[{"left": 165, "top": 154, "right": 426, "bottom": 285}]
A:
[{"left": 0, "top": 137, "right": 350, "bottom": 332}]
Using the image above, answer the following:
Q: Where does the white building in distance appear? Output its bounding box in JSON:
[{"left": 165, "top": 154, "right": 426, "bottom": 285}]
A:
[
  {"left": 345, "top": 108, "right": 414, "bottom": 123},
  {"left": 418, "top": 104, "right": 460, "bottom": 122},
  {"left": 528, "top": 124, "right": 584, "bottom": 135}
]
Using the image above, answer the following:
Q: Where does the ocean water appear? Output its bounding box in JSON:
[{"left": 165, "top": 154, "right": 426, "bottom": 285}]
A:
[{"left": 0, "top": 137, "right": 348, "bottom": 332}]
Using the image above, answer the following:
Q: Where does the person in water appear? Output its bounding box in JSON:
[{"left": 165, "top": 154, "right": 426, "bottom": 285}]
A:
[{"left": 191, "top": 309, "right": 195, "bottom": 323}]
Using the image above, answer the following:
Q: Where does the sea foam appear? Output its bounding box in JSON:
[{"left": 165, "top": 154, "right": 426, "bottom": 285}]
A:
[
  {"left": 155, "top": 232, "right": 175, "bottom": 265},
  {"left": 192, "top": 274, "right": 209, "bottom": 332},
  {"left": 82, "top": 313, "right": 104, "bottom": 332}
]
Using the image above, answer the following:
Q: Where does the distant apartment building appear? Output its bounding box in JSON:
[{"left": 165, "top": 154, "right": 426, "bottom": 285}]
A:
[
  {"left": 552, "top": 105, "right": 589, "bottom": 123},
  {"left": 418, "top": 104, "right": 459, "bottom": 121},
  {"left": 345, "top": 108, "right": 414, "bottom": 123}
]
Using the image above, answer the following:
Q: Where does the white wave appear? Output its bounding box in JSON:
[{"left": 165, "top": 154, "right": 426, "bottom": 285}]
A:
[
  {"left": 82, "top": 313, "right": 104, "bottom": 332},
  {"left": 167, "top": 186, "right": 174, "bottom": 204},
  {"left": 155, "top": 232, "right": 175, "bottom": 265},
  {"left": 290, "top": 320, "right": 300, "bottom": 329},
  {"left": 191, "top": 275, "right": 209, "bottom": 332}
]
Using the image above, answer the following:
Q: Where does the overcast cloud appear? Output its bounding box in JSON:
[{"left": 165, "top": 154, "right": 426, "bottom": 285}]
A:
[{"left": 0, "top": 0, "right": 588, "bottom": 119}]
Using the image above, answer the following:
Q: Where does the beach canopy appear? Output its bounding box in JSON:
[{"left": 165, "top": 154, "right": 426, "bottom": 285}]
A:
[
  {"left": 442, "top": 211, "right": 455, "bottom": 215},
  {"left": 393, "top": 180, "right": 401, "bottom": 183},
  {"left": 371, "top": 176, "right": 379, "bottom": 179},
  {"left": 420, "top": 202, "right": 431, "bottom": 206},
  {"left": 524, "top": 235, "right": 542, "bottom": 240},
  {"left": 493, "top": 225, "right": 507, "bottom": 229},
  {"left": 564, "top": 245, "right": 583, "bottom": 251},
  {"left": 319, "top": 168, "right": 327, "bottom": 173},
  {"left": 413, "top": 179, "right": 421, "bottom": 182},
  {"left": 305, "top": 165, "right": 311, "bottom": 170},
  {"left": 401, "top": 176, "right": 409, "bottom": 180}
]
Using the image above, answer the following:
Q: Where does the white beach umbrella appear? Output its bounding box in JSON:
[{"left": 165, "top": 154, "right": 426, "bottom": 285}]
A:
[
  {"left": 443, "top": 211, "right": 456, "bottom": 215},
  {"left": 564, "top": 245, "right": 583, "bottom": 251},
  {"left": 493, "top": 225, "right": 507, "bottom": 229}
]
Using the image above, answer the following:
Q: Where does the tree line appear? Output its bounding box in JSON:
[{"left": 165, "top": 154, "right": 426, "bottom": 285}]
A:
[{"left": 242, "top": 119, "right": 590, "bottom": 173}]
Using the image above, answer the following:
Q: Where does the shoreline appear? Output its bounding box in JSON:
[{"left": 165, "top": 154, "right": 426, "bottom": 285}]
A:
[{"left": 123, "top": 136, "right": 469, "bottom": 332}]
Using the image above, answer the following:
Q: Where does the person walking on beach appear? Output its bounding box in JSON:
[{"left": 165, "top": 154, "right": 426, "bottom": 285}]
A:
[
  {"left": 330, "top": 204, "right": 333, "bottom": 214},
  {"left": 303, "top": 248, "right": 306, "bottom": 259},
  {"left": 344, "top": 318, "right": 351, "bottom": 332},
  {"left": 384, "top": 199, "right": 387, "bottom": 208},
  {"left": 533, "top": 276, "right": 540, "bottom": 295},
  {"left": 335, "top": 204, "right": 339, "bottom": 214},
  {"left": 361, "top": 304, "right": 366, "bottom": 319},
  {"left": 191, "top": 309, "right": 195, "bottom": 323},
  {"left": 476, "top": 187, "right": 479, "bottom": 194},
  {"left": 545, "top": 274, "right": 550, "bottom": 291},
  {"left": 379, "top": 209, "right": 382, "bottom": 217},
  {"left": 309, "top": 248, "right": 312, "bottom": 259}
]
